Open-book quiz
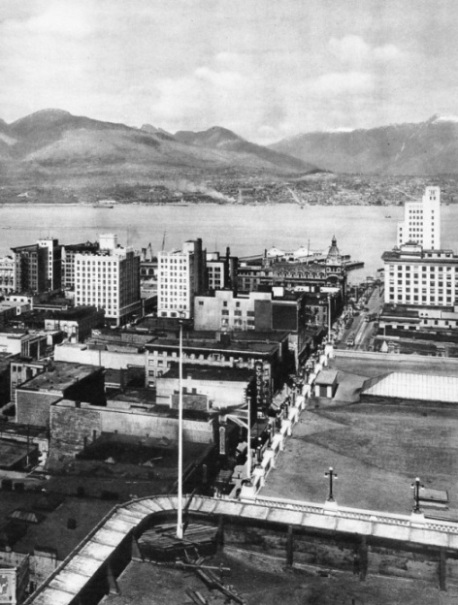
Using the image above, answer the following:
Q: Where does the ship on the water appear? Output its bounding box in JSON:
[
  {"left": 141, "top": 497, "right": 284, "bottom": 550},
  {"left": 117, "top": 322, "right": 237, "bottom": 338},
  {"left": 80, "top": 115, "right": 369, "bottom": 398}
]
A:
[{"left": 92, "top": 200, "right": 115, "bottom": 209}]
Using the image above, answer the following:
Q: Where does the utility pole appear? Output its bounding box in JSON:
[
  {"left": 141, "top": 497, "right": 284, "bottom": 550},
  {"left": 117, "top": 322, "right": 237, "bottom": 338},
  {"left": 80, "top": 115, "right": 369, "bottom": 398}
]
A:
[{"left": 177, "top": 317, "right": 184, "bottom": 539}]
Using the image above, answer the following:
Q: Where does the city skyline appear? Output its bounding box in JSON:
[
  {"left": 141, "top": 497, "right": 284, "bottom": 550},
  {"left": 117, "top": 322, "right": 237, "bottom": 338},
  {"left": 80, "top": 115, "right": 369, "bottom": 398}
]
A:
[{"left": 0, "top": 0, "right": 458, "bottom": 144}]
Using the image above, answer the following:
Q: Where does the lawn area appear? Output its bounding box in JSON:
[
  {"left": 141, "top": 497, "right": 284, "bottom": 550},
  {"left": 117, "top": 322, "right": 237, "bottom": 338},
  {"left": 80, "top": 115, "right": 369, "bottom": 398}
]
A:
[{"left": 261, "top": 401, "right": 458, "bottom": 515}]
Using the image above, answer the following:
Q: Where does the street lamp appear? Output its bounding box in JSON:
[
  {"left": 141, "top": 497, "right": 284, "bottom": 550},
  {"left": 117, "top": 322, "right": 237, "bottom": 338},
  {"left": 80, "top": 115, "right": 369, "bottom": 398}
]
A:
[
  {"left": 177, "top": 314, "right": 185, "bottom": 539},
  {"left": 411, "top": 477, "right": 423, "bottom": 514},
  {"left": 324, "top": 467, "right": 338, "bottom": 502}
]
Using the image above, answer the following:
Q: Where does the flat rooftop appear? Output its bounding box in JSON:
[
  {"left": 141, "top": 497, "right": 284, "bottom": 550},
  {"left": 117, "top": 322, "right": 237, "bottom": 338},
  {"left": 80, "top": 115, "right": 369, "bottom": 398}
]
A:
[
  {"left": 162, "top": 364, "right": 254, "bottom": 383},
  {"left": 148, "top": 332, "right": 287, "bottom": 355},
  {"left": 261, "top": 400, "right": 458, "bottom": 517},
  {"left": 0, "top": 439, "right": 37, "bottom": 469},
  {"left": 108, "top": 389, "right": 157, "bottom": 405},
  {"left": 332, "top": 352, "right": 458, "bottom": 379},
  {"left": 100, "top": 548, "right": 451, "bottom": 605},
  {"left": 0, "top": 490, "right": 114, "bottom": 559},
  {"left": 17, "top": 361, "right": 101, "bottom": 392}
]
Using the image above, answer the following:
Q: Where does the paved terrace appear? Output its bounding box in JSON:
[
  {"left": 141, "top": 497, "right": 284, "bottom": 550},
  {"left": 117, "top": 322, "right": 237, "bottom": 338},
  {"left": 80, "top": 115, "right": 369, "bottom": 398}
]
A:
[{"left": 26, "top": 493, "right": 458, "bottom": 605}]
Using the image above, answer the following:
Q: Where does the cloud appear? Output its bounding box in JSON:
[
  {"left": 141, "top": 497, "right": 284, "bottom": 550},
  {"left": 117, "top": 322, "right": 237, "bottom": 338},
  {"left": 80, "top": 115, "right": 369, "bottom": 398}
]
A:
[
  {"left": 329, "top": 35, "right": 401, "bottom": 67},
  {"left": 1, "top": 2, "right": 95, "bottom": 38},
  {"left": 309, "top": 71, "right": 375, "bottom": 96}
]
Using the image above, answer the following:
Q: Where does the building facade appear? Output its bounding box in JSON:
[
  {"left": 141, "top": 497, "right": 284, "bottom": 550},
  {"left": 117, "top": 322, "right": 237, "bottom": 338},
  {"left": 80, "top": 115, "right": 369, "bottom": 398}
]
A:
[
  {"left": 36, "top": 239, "right": 62, "bottom": 291},
  {"left": 397, "top": 186, "right": 441, "bottom": 249},
  {"left": 236, "top": 237, "right": 347, "bottom": 302},
  {"left": 157, "top": 239, "right": 206, "bottom": 319},
  {"left": 61, "top": 241, "right": 99, "bottom": 289},
  {"left": 74, "top": 234, "right": 141, "bottom": 327},
  {"left": 145, "top": 331, "right": 291, "bottom": 398},
  {"left": 11, "top": 239, "right": 62, "bottom": 294},
  {"left": 206, "top": 248, "right": 238, "bottom": 292},
  {"left": 194, "top": 290, "right": 270, "bottom": 332},
  {"left": 383, "top": 243, "right": 458, "bottom": 307},
  {"left": 0, "top": 256, "right": 15, "bottom": 296}
]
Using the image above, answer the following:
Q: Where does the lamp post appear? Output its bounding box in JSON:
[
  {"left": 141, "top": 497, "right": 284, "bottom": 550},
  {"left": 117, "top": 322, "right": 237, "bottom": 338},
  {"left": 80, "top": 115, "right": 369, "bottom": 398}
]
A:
[
  {"left": 327, "top": 293, "right": 332, "bottom": 342},
  {"left": 411, "top": 476, "right": 423, "bottom": 514},
  {"left": 325, "top": 466, "right": 337, "bottom": 502},
  {"left": 177, "top": 316, "right": 184, "bottom": 539}
]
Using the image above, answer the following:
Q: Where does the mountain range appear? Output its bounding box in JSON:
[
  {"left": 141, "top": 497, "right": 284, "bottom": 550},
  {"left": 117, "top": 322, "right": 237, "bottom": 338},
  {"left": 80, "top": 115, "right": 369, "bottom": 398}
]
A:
[
  {"left": 271, "top": 115, "right": 458, "bottom": 175},
  {"left": 2, "top": 109, "right": 458, "bottom": 188},
  {"left": 0, "top": 109, "right": 316, "bottom": 186}
]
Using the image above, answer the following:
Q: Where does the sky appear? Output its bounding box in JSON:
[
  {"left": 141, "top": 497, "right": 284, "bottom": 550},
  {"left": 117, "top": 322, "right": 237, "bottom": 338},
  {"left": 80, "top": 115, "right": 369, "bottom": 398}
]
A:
[{"left": 0, "top": 0, "right": 457, "bottom": 144}]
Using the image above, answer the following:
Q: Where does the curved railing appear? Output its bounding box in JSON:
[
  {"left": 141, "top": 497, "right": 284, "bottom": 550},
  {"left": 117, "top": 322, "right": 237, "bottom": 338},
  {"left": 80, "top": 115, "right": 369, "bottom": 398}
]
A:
[{"left": 25, "top": 492, "right": 458, "bottom": 604}]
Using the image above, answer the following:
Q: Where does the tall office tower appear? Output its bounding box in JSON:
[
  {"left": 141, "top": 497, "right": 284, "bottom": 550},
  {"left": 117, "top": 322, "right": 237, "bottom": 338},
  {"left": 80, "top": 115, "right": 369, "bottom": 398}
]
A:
[
  {"left": 397, "top": 186, "right": 441, "bottom": 249},
  {"left": 37, "top": 238, "right": 62, "bottom": 290},
  {"left": 74, "top": 234, "right": 141, "bottom": 327},
  {"left": 158, "top": 238, "right": 207, "bottom": 319},
  {"left": 11, "top": 238, "right": 61, "bottom": 294},
  {"left": 62, "top": 241, "right": 99, "bottom": 289}
]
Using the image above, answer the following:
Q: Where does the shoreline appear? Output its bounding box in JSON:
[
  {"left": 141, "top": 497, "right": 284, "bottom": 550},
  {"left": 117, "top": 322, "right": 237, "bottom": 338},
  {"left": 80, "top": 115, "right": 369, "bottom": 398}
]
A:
[{"left": 0, "top": 201, "right": 406, "bottom": 208}]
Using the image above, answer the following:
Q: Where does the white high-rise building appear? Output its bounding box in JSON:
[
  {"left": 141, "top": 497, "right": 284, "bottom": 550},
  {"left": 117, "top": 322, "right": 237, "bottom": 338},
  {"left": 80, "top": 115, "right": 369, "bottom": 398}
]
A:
[
  {"left": 383, "top": 244, "right": 458, "bottom": 307},
  {"left": 74, "top": 234, "right": 141, "bottom": 326},
  {"left": 397, "top": 186, "right": 441, "bottom": 249},
  {"left": 158, "top": 239, "right": 206, "bottom": 319}
]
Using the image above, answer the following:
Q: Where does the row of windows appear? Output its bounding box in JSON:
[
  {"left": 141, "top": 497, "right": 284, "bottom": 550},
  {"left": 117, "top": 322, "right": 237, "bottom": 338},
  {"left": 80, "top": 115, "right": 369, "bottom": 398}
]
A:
[
  {"left": 76, "top": 260, "right": 117, "bottom": 267},
  {"left": 389, "top": 280, "right": 452, "bottom": 286},
  {"left": 389, "top": 265, "right": 454, "bottom": 272},
  {"left": 388, "top": 294, "right": 453, "bottom": 303}
]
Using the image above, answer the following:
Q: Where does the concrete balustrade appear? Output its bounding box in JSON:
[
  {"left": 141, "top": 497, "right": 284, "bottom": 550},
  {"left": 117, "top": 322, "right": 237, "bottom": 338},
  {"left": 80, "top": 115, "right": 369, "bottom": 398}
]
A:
[{"left": 26, "top": 492, "right": 458, "bottom": 605}]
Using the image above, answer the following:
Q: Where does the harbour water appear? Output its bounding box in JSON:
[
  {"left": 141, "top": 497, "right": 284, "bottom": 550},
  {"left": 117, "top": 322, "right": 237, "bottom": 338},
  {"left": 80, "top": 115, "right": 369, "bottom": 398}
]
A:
[{"left": 1, "top": 203, "right": 458, "bottom": 280}]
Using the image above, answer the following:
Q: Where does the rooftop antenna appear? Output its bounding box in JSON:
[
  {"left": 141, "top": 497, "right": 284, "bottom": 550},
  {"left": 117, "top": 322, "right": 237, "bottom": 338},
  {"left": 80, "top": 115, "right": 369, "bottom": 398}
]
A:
[{"left": 161, "top": 231, "right": 166, "bottom": 252}]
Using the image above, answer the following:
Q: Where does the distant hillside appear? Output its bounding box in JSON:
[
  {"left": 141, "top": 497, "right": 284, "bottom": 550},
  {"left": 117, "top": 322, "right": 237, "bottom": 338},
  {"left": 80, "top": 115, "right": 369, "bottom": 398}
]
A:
[
  {"left": 175, "top": 126, "right": 317, "bottom": 174},
  {"left": 271, "top": 116, "right": 458, "bottom": 175},
  {"left": 0, "top": 109, "right": 318, "bottom": 186}
]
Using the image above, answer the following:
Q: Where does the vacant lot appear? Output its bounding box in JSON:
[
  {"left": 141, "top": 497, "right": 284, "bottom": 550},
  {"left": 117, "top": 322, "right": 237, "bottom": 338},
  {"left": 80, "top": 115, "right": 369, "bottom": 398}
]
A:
[{"left": 261, "top": 401, "right": 458, "bottom": 515}]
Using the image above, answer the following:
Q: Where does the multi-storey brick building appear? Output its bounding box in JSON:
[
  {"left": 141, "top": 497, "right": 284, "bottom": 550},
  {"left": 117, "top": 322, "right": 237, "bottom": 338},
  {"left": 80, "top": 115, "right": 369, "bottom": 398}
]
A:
[
  {"left": 11, "top": 239, "right": 62, "bottom": 294},
  {"left": 0, "top": 256, "right": 14, "bottom": 295}
]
